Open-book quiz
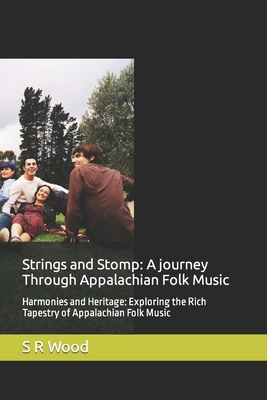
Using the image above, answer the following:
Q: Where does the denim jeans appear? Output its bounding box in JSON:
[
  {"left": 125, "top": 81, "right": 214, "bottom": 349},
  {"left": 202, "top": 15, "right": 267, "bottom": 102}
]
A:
[{"left": 0, "top": 212, "right": 12, "bottom": 230}]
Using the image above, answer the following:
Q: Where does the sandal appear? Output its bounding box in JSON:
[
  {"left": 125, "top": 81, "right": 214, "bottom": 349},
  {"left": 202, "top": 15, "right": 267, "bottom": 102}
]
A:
[{"left": 10, "top": 236, "right": 22, "bottom": 242}]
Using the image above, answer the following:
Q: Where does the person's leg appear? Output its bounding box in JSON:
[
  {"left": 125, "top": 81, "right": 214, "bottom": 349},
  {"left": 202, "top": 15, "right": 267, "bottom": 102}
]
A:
[
  {"left": 0, "top": 212, "right": 12, "bottom": 230},
  {"left": 10, "top": 223, "right": 23, "bottom": 240},
  {"left": 20, "top": 232, "right": 31, "bottom": 242},
  {"left": 0, "top": 212, "right": 12, "bottom": 242},
  {"left": 54, "top": 191, "right": 68, "bottom": 216},
  {"left": 10, "top": 223, "right": 31, "bottom": 242}
]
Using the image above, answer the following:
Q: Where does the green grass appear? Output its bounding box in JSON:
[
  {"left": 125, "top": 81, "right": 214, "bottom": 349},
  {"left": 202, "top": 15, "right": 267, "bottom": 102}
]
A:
[{"left": 32, "top": 213, "right": 78, "bottom": 243}]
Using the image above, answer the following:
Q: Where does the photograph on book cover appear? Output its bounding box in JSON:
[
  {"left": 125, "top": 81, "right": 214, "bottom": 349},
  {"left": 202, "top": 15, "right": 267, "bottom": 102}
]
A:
[{"left": 0, "top": 58, "right": 135, "bottom": 336}]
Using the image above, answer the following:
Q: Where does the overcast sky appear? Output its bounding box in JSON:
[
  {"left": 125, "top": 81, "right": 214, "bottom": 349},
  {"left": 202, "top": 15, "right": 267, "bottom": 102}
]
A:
[{"left": 0, "top": 58, "right": 132, "bottom": 158}]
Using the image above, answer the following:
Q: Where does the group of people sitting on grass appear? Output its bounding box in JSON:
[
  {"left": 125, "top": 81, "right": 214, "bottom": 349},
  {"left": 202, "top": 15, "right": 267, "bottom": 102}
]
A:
[{"left": 0, "top": 144, "right": 134, "bottom": 251}]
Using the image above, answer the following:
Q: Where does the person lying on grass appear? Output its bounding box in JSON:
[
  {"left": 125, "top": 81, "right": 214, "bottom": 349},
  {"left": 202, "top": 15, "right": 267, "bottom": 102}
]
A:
[
  {"left": 0, "top": 155, "right": 68, "bottom": 243},
  {"left": 10, "top": 185, "right": 65, "bottom": 243}
]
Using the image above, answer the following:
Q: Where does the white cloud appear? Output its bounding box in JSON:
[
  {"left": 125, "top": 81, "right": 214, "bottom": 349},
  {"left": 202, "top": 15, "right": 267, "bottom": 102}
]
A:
[
  {"left": 0, "top": 122, "right": 21, "bottom": 157},
  {"left": 0, "top": 58, "right": 132, "bottom": 159}
]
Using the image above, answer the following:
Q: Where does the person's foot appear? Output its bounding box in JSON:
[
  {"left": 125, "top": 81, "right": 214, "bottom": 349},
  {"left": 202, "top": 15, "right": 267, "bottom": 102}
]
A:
[
  {"left": 10, "top": 236, "right": 22, "bottom": 242},
  {"left": 0, "top": 228, "right": 10, "bottom": 242}
]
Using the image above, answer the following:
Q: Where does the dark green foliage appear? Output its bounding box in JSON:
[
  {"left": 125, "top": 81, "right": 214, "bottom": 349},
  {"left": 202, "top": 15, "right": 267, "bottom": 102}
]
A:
[
  {"left": 19, "top": 87, "right": 43, "bottom": 162},
  {"left": 80, "top": 60, "right": 134, "bottom": 178},
  {"left": 18, "top": 88, "right": 83, "bottom": 187},
  {"left": 9, "top": 60, "right": 134, "bottom": 187},
  {"left": 0, "top": 150, "right": 18, "bottom": 164}
]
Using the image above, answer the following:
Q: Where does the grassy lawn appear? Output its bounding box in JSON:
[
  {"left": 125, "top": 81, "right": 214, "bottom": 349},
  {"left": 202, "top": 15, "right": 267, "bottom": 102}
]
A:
[{"left": 32, "top": 213, "right": 81, "bottom": 243}]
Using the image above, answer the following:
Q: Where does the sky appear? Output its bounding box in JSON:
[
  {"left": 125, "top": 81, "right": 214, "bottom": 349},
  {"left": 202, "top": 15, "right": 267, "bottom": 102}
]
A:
[{"left": 0, "top": 58, "right": 132, "bottom": 158}]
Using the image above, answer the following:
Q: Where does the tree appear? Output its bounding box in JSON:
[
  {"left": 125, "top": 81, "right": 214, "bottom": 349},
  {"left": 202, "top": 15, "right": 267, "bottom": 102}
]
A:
[
  {"left": 19, "top": 87, "right": 44, "bottom": 162},
  {"left": 39, "top": 95, "right": 52, "bottom": 168},
  {"left": 79, "top": 59, "right": 134, "bottom": 178},
  {"left": 18, "top": 87, "right": 84, "bottom": 187},
  {"left": 0, "top": 150, "right": 17, "bottom": 163},
  {"left": 64, "top": 118, "right": 84, "bottom": 180},
  {"left": 47, "top": 104, "right": 82, "bottom": 185}
]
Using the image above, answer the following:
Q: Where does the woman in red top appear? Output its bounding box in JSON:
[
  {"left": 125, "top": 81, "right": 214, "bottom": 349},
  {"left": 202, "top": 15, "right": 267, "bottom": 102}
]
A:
[{"left": 10, "top": 185, "right": 64, "bottom": 243}]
